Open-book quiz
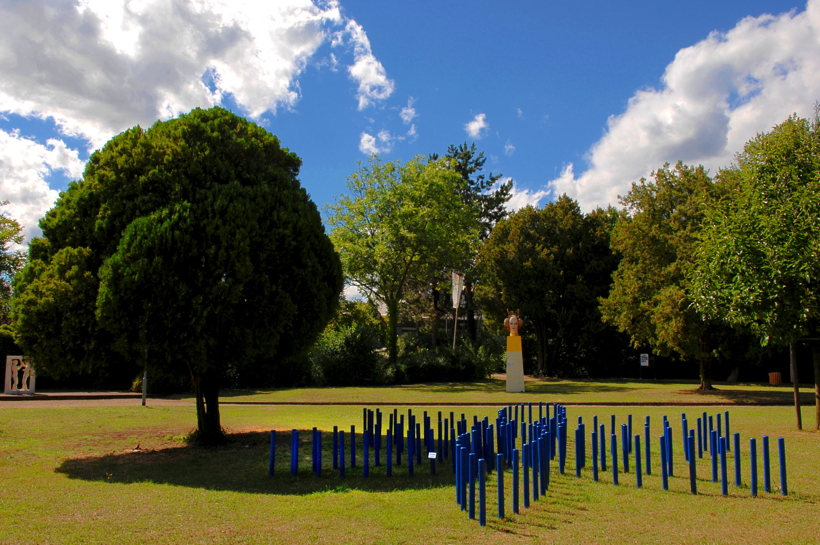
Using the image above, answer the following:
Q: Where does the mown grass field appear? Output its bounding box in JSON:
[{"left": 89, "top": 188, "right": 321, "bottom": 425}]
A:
[{"left": 1, "top": 381, "right": 818, "bottom": 544}]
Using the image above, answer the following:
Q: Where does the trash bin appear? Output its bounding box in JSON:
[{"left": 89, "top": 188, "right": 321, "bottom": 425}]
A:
[{"left": 768, "top": 372, "right": 782, "bottom": 385}]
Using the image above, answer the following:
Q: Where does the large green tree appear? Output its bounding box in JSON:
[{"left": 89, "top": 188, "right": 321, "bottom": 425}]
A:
[
  {"left": 0, "top": 202, "right": 25, "bottom": 325},
  {"left": 478, "top": 195, "right": 620, "bottom": 376},
  {"left": 600, "top": 162, "right": 737, "bottom": 389},
  {"left": 327, "top": 155, "right": 481, "bottom": 364},
  {"left": 690, "top": 113, "right": 820, "bottom": 426},
  {"left": 12, "top": 107, "right": 342, "bottom": 442}
]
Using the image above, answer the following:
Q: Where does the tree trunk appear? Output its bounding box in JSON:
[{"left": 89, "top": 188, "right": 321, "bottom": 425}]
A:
[
  {"left": 534, "top": 323, "right": 548, "bottom": 377},
  {"left": 192, "top": 369, "right": 224, "bottom": 444},
  {"left": 387, "top": 299, "right": 399, "bottom": 365},
  {"left": 697, "top": 358, "right": 715, "bottom": 390},
  {"left": 811, "top": 341, "right": 820, "bottom": 430}
]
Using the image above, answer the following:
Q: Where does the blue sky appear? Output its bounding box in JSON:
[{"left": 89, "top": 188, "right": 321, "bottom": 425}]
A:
[{"left": 2, "top": 0, "right": 818, "bottom": 245}]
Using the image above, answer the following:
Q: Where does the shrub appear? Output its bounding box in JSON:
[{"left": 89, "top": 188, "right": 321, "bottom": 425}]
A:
[{"left": 310, "top": 324, "right": 384, "bottom": 386}]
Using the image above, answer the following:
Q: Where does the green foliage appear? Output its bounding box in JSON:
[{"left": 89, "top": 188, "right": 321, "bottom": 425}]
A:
[
  {"left": 309, "top": 324, "right": 384, "bottom": 387},
  {"left": 690, "top": 114, "right": 820, "bottom": 345},
  {"left": 11, "top": 107, "right": 342, "bottom": 441},
  {"left": 478, "top": 195, "right": 623, "bottom": 377},
  {"left": 327, "top": 155, "right": 481, "bottom": 365},
  {"left": 0, "top": 202, "right": 26, "bottom": 325}
]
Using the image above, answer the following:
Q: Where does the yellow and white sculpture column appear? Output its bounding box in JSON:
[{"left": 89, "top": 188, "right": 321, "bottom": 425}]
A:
[{"left": 503, "top": 311, "right": 525, "bottom": 393}]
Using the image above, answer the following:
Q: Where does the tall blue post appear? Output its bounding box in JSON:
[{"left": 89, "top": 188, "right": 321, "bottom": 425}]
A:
[
  {"left": 710, "top": 430, "right": 718, "bottom": 482},
  {"left": 575, "top": 428, "right": 582, "bottom": 478},
  {"left": 696, "top": 417, "right": 703, "bottom": 459},
  {"left": 628, "top": 414, "right": 633, "bottom": 454},
  {"left": 408, "top": 424, "right": 415, "bottom": 477},
  {"left": 720, "top": 437, "right": 728, "bottom": 496},
  {"left": 750, "top": 437, "right": 758, "bottom": 497},
  {"left": 497, "top": 453, "right": 505, "bottom": 519},
  {"left": 621, "top": 424, "right": 629, "bottom": 473},
  {"left": 660, "top": 436, "right": 668, "bottom": 491},
  {"left": 592, "top": 429, "right": 599, "bottom": 482},
  {"left": 513, "top": 448, "right": 520, "bottom": 514},
  {"left": 665, "top": 424, "right": 673, "bottom": 477},
  {"left": 600, "top": 424, "right": 606, "bottom": 471},
  {"left": 763, "top": 436, "right": 771, "bottom": 493},
  {"left": 316, "top": 430, "right": 322, "bottom": 477},
  {"left": 479, "top": 458, "right": 487, "bottom": 527},
  {"left": 523, "top": 443, "right": 530, "bottom": 508},
  {"left": 725, "top": 411, "right": 731, "bottom": 451},
  {"left": 460, "top": 447, "right": 468, "bottom": 510},
  {"left": 291, "top": 429, "right": 298, "bottom": 475},
  {"left": 634, "top": 434, "right": 642, "bottom": 488},
  {"left": 350, "top": 425, "right": 356, "bottom": 468},
  {"left": 611, "top": 414, "right": 616, "bottom": 436},
  {"left": 333, "top": 426, "right": 338, "bottom": 469},
  {"left": 716, "top": 412, "right": 722, "bottom": 443},
  {"left": 386, "top": 429, "right": 393, "bottom": 477},
  {"left": 558, "top": 422, "right": 565, "bottom": 474},
  {"left": 339, "top": 430, "right": 346, "bottom": 477},
  {"left": 688, "top": 434, "right": 697, "bottom": 495},
  {"left": 778, "top": 438, "right": 788, "bottom": 496},
  {"left": 269, "top": 431, "right": 276, "bottom": 476},
  {"left": 533, "top": 439, "right": 540, "bottom": 501},
  {"left": 611, "top": 433, "right": 618, "bottom": 485},
  {"left": 469, "top": 452, "right": 476, "bottom": 519},
  {"left": 682, "top": 417, "right": 689, "bottom": 462},
  {"left": 645, "top": 422, "right": 651, "bottom": 475},
  {"left": 542, "top": 435, "right": 550, "bottom": 493},
  {"left": 734, "top": 432, "right": 741, "bottom": 486},
  {"left": 363, "top": 429, "right": 370, "bottom": 478}
]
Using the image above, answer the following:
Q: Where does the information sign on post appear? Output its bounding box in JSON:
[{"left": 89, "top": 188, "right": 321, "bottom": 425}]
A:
[{"left": 640, "top": 354, "right": 650, "bottom": 367}]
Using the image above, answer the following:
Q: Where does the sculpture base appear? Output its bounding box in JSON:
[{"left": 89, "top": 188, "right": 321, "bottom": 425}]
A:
[{"left": 505, "top": 336, "right": 525, "bottom": 393}]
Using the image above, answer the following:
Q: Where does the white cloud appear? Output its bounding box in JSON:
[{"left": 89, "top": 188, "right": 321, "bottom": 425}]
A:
[
  {"left": 516, "top": 108, "right": 523, "bottom": 118},
  {"left": 340, "top": 20, "right": 395, "bottom": 110},
  {"left": 358, "top": 130, "right": 393, "bottom": 154},
  {"left": 504, "top": 181, "right": 549, "bottom": 212},
  {"left": 0, "top": 0, "right": 386, "bottom": 148},
  {"left": 0, "top": 130, "right": 84, "bottom": 243},
  {"left": 464, "top": 113, "right": 489, "bottom": 139},
  {"left": 549, "top": 0, "right": 820, "bottom": 211},
  {"left": 504, "top": 140, "right": 515, "bottom": 156},
  {"left": 400, "top": 98, "right": 417, "bottom": 124}
]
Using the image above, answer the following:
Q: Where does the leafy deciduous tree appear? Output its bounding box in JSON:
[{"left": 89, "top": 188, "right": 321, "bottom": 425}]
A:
[
  {"left": 12, "top": 107, "right": 342, "bottom": 442},
  {"left": 0, "top": 202, "right": 25, "bottom": 326}
]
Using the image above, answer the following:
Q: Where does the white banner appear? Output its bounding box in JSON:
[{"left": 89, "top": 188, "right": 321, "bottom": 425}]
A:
[{"left": 452, "top": 271, "right": 464, "bottom": 308}]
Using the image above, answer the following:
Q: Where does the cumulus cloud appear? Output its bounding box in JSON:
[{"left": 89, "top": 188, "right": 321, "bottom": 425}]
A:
[
  {"left": 464, "top": 113, "right": 489, "bottom": 139},
  {"left": 0, "top": 130, "right": 84, "bottom": 243},
  {"left": 0, "top": 0, "right": 390, "bottom": 148},
  {"left": 549, "top": 0, "right": 820, "bottom": 211},
  {"left": 339, "top": 20, "right": 395, "bottom": 109},
  {"left": 504, "top": 179, "right": 549, "bottom": 212},
  {"left": 358, "top": 130, "right": 393, "bottom": 154},
  {"left": 400, "top": 98, "right": 418, "bottom": 124}
]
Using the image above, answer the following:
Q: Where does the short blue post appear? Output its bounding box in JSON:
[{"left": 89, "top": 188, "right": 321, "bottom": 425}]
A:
[
  {"left": 627, "top": 414, "right": 633, "bottom": 453},
  {"left": 575, "top": 428, "right": 582, "bottom": 478},
  {"left": 533, "top": 439, "right": 540, "bottom": 501},
  {"left": 660, "top": 436, "right": 668, "bottom": 491},
  {"left": 592, "top": 429, "right": 599, "bottom": 482},
  {"left": 375, "top": 424, "right": 381, "bottom": 467},
  {"left": 479, "top": 458, "right": 487, "bottom": 526},
  {"left": 725, "top": 411, "right": 731, "bottom": 451},
  {"left": 269, "top": 431, "right": 276, "bottom": 476},
  {"left": 339, "top": 430, "right": 346, "bottom": 477},
  {"left": 316, "top": 430, "right": 322, "bottom": 477},
  {"left": 621, "top": 424, "right": 629, "bottom": 473},
  {"left": 291, "top": 429, "right": 298, "bottom": 475},
  {"left": 611, "top": 433, "right": 618, "bottom": 485},
  {"left": 469, "top": 453, "right": 476, "bottom": 519},
  {"left": 497, "top": 453, "right": 505, "bottom": 519},
  {"left": 720, "top": 437, "right": 728, "bottom": 496},
  {"left": 778, "top": 438, "right": 788, "bottom": 496},
  {"left": 600, "top": 424, "right": 606, "bottom": 471},
  {"left": 750, "top": 438, "right": 758, "bottom": 497},
  {"left": 333, "top": 425, "right": 338, "bottom": 469},
  {"left": 688, "top": 434, "right": 697, "bottom": 495},
  {"left": 682, "top": 417, "right": 689, "bottom": 462},
  {"left": 734, "top": 432, "right": 741, "bottom": 486},
  {"left": 513, "top": 448, "right": 520, "bottom": 514},
  {"left": 763, "top": 436, "right": 771, "bottom": 493},
  {"left": 696, "top": 418, "right": 703, "bottom": 459},
  {"left": 523, "top": 443, "right": 530, "bottom": 508},
  {"left": 665, "top": 424, "right": 673, "bottom": 477},
  {"left": 542, "top": 435, "right": 550, "bottom": 493},
  {"left": 558, "top": 422, "right": 565, "bottom": 474},
  {"left": 708, "top": 415, "right": 714, "bottom": 450},
  {"left": 460, "top": 447, "right": 468, "bottom": 510},
  {"left": 386, "top": 429, "right": 393, "bottom": 477},
  {"left": 634, "top": 434, "right": 642, "bottom": 488}
]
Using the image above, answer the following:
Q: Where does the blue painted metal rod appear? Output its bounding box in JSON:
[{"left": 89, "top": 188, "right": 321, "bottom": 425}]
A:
[
  {"left": 469, "top": 453, "right": 476, "bottom": 519},
  {"left": 460, "top": 446, "right": 468, "bottom": 510},
  {"left": 316, "top": 430, "right": 322, "bottom": 477},
  {"left": 710, "top": 430, "right": 718, "bottom": 482},
  {"left": 696, "top": 418, "right": 703, "bottom": 459},
  {"left": 513, "top": 448, "right": 520, "bottom": 514},
  {"left": 291, "top": 429, "right": 298, "bottom": 475},
  {"left": 542, "top": 434, "right": 550, "bottom": 493},
  {"left": 497, "top": 453, "right": 505, "bottom": 519},
  {"left": 750, "top": 437, "right": 758, "bottom": 497},
  {"left": 645, "top": 422, "right": 651, "bottom": 475},
  {"left": 634, "top": 434, "right": 642, "bottom": 488},
  {"left": 269, "top": 431, "right": 275, "bottom": 476},
  {"left": 532, "top": 439, "right": 540, "bottom": 500},
  {"left": 734, "top": 432, "right": 741, "bottom": 486},
  {"left": 627, "top": 414, "right": 633, "bottom": 453},
  {"left": 660, "top": 436, "right": 668, "bottom": 491},
  {"left": 386, "top": 429, "right": 393, "bottom": 477},
  {"left": 575, "top": 428, "right": 581, "bottom": 478},
  {"left": 763, "top": 435, "right": 771, "bottom": 493},
  {"left": 408, "top": 424, "right": 414, "bottom": 477},
  {"left": 350, "top": 425, "right": 356, "bottom": 468},
  {"left": 479, "top": 458, "right": 486, "bottom": 526},
  {"left": 688, "top": 434, "right": 697, "bottom": 494},
  {"left": 665, "top": 424, "right": 673, "bottom": 477},
  {"left": 333, "top": 426, "right": 338, "bottom": 469},
  {"left": 339, "top": 430, "right": 345, "bottom": 477},
  {"left": 621, "top": 424, "right": 629, "bottom": 473},
  {"left": 600, "top": 424, "right": 606, "bottom": 471},
  {"left": 725, "top": 411, "right": 731, "bottom": 451},
  {"left": 611, "top": 433, "right": 618, "bottom": 485},
  {"left": 523, "top": 443, "right": 530, "bottom": 508},
  {"left": 363, "top": 429, "right": 370, "bottom": 478},
  {"left": 592, "top": 429, "right": 599, "bottom": 482},
  {"left": 778, "top": 438, "right": 788, "bottom": 496},
  {"left": 720, "top": 437, "right": 728, "bottom": 496}
]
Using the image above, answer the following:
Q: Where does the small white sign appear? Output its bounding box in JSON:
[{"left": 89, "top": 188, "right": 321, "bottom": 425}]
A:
[
  {"left": 640, "top": 354, "right": 649, "bottom": 367},
  {"left": 428, "top": 452, "right": 437, "bottom": 459}
]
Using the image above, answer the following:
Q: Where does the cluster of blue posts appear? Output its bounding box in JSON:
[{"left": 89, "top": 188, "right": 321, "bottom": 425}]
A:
[
  {"left": 268, "top": 405, "right": 790, "bottom": 524},
  {"left": 454, "top": 402, "right": 569, "bottom": 526}
]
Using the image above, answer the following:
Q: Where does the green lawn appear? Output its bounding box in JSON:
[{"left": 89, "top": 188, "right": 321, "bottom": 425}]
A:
[{"left": 1, "top": 385, "right": 819, "bottom": 544}]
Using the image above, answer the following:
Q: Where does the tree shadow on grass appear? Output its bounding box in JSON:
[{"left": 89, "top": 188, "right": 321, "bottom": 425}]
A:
[
  {"left": 400, "top": 378, "right": 641, "bottom": 396},
  {"left": 677, "top": 387, "right": 815, "bottom": 405},
  {"left": 56, "top": 430, "right": 455, "bottom": 496}
]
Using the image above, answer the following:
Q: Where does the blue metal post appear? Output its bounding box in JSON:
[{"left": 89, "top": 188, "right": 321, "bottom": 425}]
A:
[
  {"left": 688, "top": 434, "right": 697, "bottom": 495},
  {"left": 628, "top": 414, "right": 633, "bottom": 454},
  {"left": 333, "top": 425, "right": 338, "bottom": 469},
  {"left": 533, "top": 439, "right": 540, "bottom": 500},
  {"left": 523, "top": 443, "right": 530, "bottom": 508},
  {"left": 734, "top": 432, "right": 741, "bottom": 486},
  {"left": 408, "top": 424, "right": 415, "bottom": 477},
  {"left": 513, "top": 448, "right": 520, "bottom": 514},
  {"left": 611, "top": 433, "right": 618, "bottom": 485},
  {"left": 575, "top": 428, "right": 582, "bottom": 477},
  {"left": 469, "top": 452, "right": 476, "bottom": 519},
  {"left": 269, "top": 431, "right": 276, "bottom": 476},
  {"left": 339, "top": 430, "right": 345, "bottom": 477},
  {"left": 720, "top": 437, "right": 728, "bottom": 496},
  {"left": 665, "top": 424, "right": 673, "bottom": 477},
  {"left": 600, "top": 424, "right": 606, "bottom": 471},
  {"left": 763, "top": 436, "right": 771, "bottom": 493},
  {"left": 363, "top": 429, "right": 370, "bottom": 478},
  {"left": 660, "top": 436, "right": 668, "bottom": 491},
  {"left": 725, "top": 411, "right": 731, "bottom": 451},
  {"left": 291, "top": 429, "right": 298, "bottom": 475},
  {"left": 645, "top": 422, "right": 651, "bottom": 476},
  {"left": 497, "top": 453, "right": 505, "bottom": 519},
  {"left": 387, "top": 429, "right": 393, "bottom": 477},
  {"left": 479, "top": 458, "right": 486, "bottom": 526},
  {"left": 710, "top": 430, "right": 718, "bottom": 482},
  {"left": 778, "top": 438, "right": 788, "bottom": 496},
  {"left": 634, "top": 434, "right": 642, "bottom": 488},
  {"left": 350, "top": 425, "right": 356, "bottom": 468},
  {"left": 750, "top": 438, "right": 758, "bottom": 497},
  {"left": 696, "top": 417, "right": 703, "bottom": 459},
  {"left": 592, "top": 429, "right": 599, "bottom": 482},
  {"left": 621, "top": 424, "right": 629, "bottom": 473},
  {"left": 460, "top": 446, "right": 468, "bottom": 510}
]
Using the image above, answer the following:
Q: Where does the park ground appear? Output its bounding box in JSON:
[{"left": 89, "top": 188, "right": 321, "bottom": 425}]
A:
[{"left": 1, "top": 376, "right": 818, "bottom": 544}]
